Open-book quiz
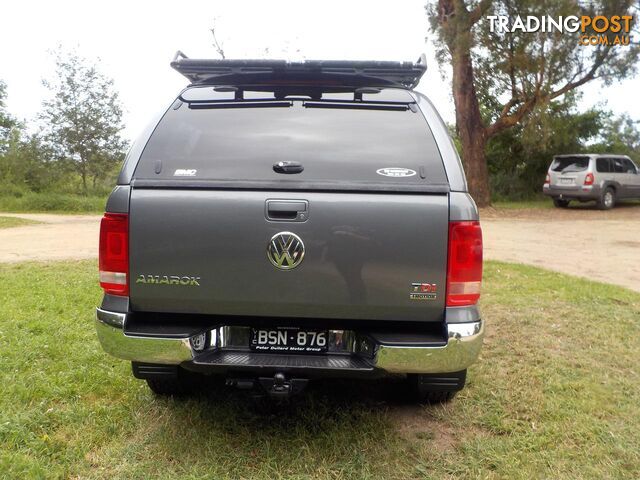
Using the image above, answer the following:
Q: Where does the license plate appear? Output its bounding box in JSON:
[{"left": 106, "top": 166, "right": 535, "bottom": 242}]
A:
[
  {"left": 560, "top": 178, "right": 573, "bottom": 185},
  {"left": 250, "top": 327, "right": 328, "bottom": 354}
]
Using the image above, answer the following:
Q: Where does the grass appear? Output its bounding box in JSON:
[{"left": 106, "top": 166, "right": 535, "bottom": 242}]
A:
[
  {"left": 492, "top": 198, "right": 552, "bottom": 209},
  {"left": 0, "top": 192, "right": 106, "bottom": 214},
  {"left": 0, "top": 260, "right": 639, "bottom": 479},
  {"left": 0, "top": 216, "right": 41, "bottom": 229}
]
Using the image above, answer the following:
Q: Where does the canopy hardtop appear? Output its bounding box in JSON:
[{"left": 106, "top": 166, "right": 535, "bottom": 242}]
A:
[{"left": 170, "top": 51, "right": 427, "bottom": 90}]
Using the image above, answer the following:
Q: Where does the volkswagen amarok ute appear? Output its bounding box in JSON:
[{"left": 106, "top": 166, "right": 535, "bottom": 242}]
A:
[{"left": 95, "top": 53, "right": 484, "bottom": 402}]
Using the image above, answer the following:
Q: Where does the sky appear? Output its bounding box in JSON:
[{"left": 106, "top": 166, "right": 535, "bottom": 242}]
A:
[{"left": 2, "top": 0, "right": 638, "bottom": 141}]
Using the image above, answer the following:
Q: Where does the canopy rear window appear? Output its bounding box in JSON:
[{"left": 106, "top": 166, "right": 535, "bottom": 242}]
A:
[
  {"left": 133, "top": 91, "right": 448, "bottom": 192},
  {"left": 551, "top": 156, "right": 589, "bottom": 173}
]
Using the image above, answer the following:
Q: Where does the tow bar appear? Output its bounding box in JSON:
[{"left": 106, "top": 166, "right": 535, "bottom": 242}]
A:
[{"left": 226, "top": 372, "right": 308, "bottom": 399}]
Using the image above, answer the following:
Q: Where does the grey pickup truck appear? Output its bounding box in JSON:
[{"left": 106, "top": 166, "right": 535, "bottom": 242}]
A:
[{"left": 96, "top": 53, "right": 484, "bottom": 402}]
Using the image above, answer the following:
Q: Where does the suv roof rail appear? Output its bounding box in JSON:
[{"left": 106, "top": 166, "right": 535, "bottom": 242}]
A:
[{"left": 170, "top": 51, "right": 427, "bottom": 90}]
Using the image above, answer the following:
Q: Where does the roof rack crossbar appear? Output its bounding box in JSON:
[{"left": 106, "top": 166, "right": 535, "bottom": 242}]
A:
[{"left": 170, "top": 52, "right": 427, "bottom": 90}]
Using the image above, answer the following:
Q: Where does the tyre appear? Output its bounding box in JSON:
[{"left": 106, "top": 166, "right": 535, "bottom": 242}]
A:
[
  {"left": 408, "top": 370, "right": 466, "bottom": 403},
  {"left": 597, "top": 187, "right": 615, "bottom": 210},
  {"left": 417, "top": 390, "right": 458, "bottom": 403},
  {"left": 553, "top": 198, "right": 570, "bottom": 208},
  {"left": 146, "top": 376, "right": 193, "bottom": 396},
  {"left": 132, "top": 363, "right": 196, "bottom": 396}
]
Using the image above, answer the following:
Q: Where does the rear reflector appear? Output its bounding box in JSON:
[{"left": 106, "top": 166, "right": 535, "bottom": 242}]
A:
[
  {"left": 99, "top": 213, "right": 129, "bottom": 296},
  {"left": 446, "top": 221, "right": 483, "bottom": 307}
]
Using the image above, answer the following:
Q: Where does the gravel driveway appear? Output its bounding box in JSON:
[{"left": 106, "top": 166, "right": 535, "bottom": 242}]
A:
[
  {"left": 1, "top": 205, "right": 639, "bottom": 292},
  {"left": 0, "top": 213, "right": 101, "bottom": 263},
  {"left": 482, "top": 203, "right": 640, "bottom": 292}
]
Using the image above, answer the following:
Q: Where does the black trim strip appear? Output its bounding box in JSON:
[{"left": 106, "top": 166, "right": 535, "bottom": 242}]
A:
[
  {"left": 188, "top": 101, "right": 292, "bottom": 109},
  {"left": 303, "top": 101, "right": 409, "bottom": 111},
  {"left": 131, "top": 178, "right": 450, "bottom": 194}
]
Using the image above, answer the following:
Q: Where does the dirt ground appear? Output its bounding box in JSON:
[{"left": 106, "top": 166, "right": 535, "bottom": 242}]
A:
[
  {"left": 481, "top": 203, "right": 640, "bottom": 292},
  {"left": 1, "top": 204, "right": 639, "bottom": 292},
  {"left": 0, "top": 213, "right": 101, "bottom": 263}
]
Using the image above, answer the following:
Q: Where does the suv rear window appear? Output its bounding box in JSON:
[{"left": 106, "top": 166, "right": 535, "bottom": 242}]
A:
[
  {"left": 133, "top": 93, "right": 448, "bottom": 191},
  {"left": 551, "top": 156, "right": 589, "bottom": 173}
]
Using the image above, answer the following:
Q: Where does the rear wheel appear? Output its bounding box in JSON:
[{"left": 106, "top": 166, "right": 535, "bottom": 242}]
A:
[
  {"left": 132, "top": 362, "right": 196, "bottom": 396},
  {"left": 418, "top": 390, "right": 458, "bottom": 403},
  {"left": 597, "top": 187, "right": 615, "bottom": 210},
  {"left": 146, "top": 376, "right": 193, "bottom": 396},
  {"left": 553, "top": 198, "right": 570, "bottom": 208},
  {"left": 408, "top": 370, "right": 466, "bottom": 403}
]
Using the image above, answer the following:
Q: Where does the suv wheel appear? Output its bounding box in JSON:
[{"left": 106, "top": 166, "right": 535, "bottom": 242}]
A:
[
  {"left": 597, "top": 187, "right": 615, "bottom": 210},
  {"left": 553, "top": 198, "right": 570, "bottom": 208}
]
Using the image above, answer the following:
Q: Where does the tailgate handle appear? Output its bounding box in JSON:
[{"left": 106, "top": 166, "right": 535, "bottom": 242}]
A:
[{"left": 266, "top": 200, "right": 308, "bottom": 222}]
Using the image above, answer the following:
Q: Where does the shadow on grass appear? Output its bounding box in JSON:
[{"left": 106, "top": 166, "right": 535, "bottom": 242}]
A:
[
  {"left": 109, "top": 375, "right": 433, "bottom": 477},
  {"left": 169, "top": 374, "right": 422, "bottom": 418}
]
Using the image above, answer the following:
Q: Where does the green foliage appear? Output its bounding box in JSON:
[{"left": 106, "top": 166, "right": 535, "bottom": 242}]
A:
[
  {"left": 473, "top": 0, "right": 639, "bottom": 126},
  {"left": 0, "top": 50, "right": 127, "bottom": 209},
  {"left": 0, "top": 192, "right": 106, "bottom": 213},
  {"left": 589, "top": 114, "right": 640, "bottom": 158},
  {"left": 0, "top": 127, "right": 66, "bottom": 193},
  {"left": 486, "top": 96, "right": 606, "bottom": 199},
  {"left": 448, "top": 97, "right": 640, "bottom": 201},
  {"left": 39, "top": 50, "right": 128, "bottom": 193},
  {"left": 427, "top": 0, "right": 640, "bottom": 204},
  {"left": 0, "top": 80, "right": 17, "bottom": 154}
]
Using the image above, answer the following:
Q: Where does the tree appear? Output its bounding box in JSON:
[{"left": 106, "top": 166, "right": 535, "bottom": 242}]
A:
[
  {"left": 429, "top": 0, "right": 640, "bottom": 206},
  {"left": 0, "top": 80, "right": 17, "bottom": 154},
  {"left": 0, "top": 127, "right": 64, "bottom": 193},
  {"left": 40, "top": 50, "right": 128, "bottom": 194},
  {"left": 485, "top": 94, "right": 605, "bottom": 199},
  {"left": 590, "top": 114, "right": 640, "bottom": 158},
  {"left": 210, "top": 19, "right": 226, "bottom": 59}
]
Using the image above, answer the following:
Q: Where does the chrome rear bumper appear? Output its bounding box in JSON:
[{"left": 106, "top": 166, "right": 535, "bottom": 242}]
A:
[{"left": 95, "top": 308, "right": 484, "bottom": 375}]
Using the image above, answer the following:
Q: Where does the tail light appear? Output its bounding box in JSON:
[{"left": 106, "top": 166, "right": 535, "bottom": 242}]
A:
[
  {"left": 446, "top": 221, "right": 483, "bottom": 307},
  {"left": 544, "top": 174, "right": 550, "bottom": 184},
  {"left": 584, "top": 173, "right": 594, "bottom": 185},
  {"left": 99, "top": 213, "right": 129, "bottom": 296}
]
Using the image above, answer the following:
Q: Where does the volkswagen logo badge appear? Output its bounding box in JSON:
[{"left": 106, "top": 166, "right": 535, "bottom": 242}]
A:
[{"left": 267, "top": 232, "right": 305, "bottom": 270}]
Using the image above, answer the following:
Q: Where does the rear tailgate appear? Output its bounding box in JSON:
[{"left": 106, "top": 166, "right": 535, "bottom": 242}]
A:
[
  {"left": 128, "top": 87, "right": 450, "bottom": 322},
  {"left": 129, "top": 189, "right": 448, "bottom": 322}
]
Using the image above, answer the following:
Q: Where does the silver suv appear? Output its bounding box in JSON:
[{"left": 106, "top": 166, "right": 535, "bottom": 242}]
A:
[{"left": 543, "top": 154, "right": 640, "bottom": 209}]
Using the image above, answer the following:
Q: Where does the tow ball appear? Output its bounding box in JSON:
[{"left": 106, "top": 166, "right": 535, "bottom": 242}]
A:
[
  {"left": 259, "top": 373, "right": 309, "bottom": 399},
  {"left": 226, "top": 373, "right": 308, "bottom": 399}
]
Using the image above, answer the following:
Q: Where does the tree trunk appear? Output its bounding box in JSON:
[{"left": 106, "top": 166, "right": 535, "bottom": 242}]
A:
[
  {"left": 80, "top": 160, "right": 87, "bottom": 195},
  {"left": 460, "top": 133, "right": 490, "bottom": 207},
  {"left": 451, "top": 43, "right": 491, "bottom": 207},
  {"left": 439, "top": 0, "right": 492, "bottom": 207}
]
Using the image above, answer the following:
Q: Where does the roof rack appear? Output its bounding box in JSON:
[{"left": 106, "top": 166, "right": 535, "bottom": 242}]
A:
[{"left": 170, "top": 51, "right": 427, "bottom": 90}]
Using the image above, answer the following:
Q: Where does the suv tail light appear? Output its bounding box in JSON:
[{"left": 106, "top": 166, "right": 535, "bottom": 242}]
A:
[
  {"left": 99, "top": 213, "right": 129, "bottom": 296},
  {"left": 584, "top": 173, "right": 594, "bottom": 185},
  {"left": 544, "top": 174, "right": 550, "bottom": 184},
  {"left": 446, "top": 221, "right": 483, "bottom": 307}
]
